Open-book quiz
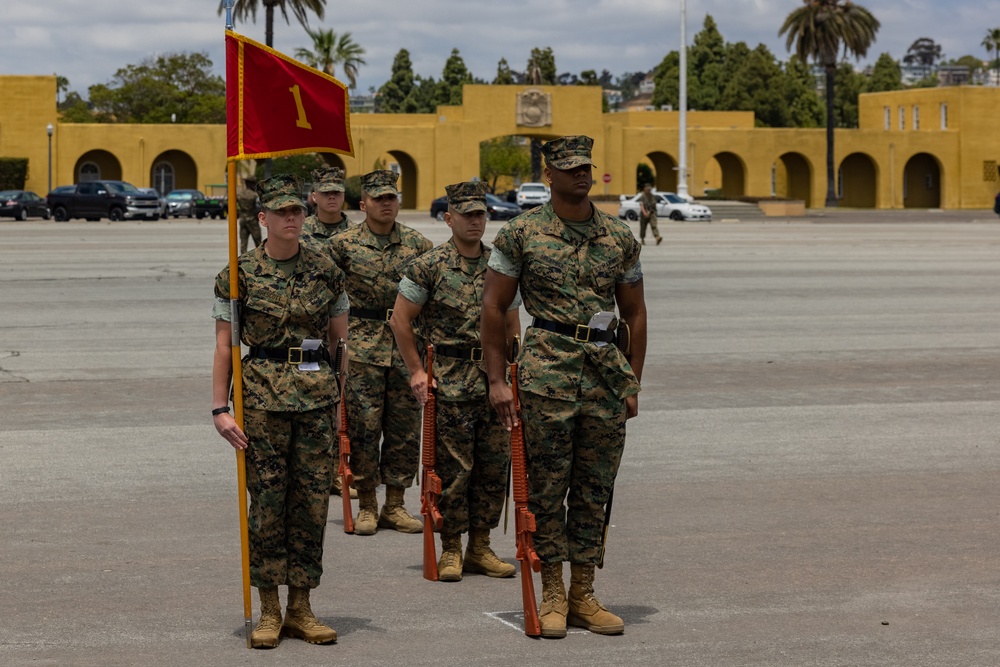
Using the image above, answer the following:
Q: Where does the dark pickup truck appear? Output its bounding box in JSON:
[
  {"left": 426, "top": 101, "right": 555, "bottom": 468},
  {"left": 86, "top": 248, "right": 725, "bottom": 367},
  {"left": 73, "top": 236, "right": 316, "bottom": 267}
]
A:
[{"left": 47, "top": 180, "right": 162, "bottom": 221}]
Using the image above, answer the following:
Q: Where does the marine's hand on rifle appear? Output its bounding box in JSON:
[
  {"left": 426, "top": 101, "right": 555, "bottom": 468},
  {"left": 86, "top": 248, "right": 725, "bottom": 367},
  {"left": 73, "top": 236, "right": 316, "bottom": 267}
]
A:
[
  {"left": 214, "top": 413, "right": 249, "bottom": 450},
  {"left": 489, "top": 380, "right": 518, "bottom": 431},
  {"left": 409, "top": 368, "right": 432, "bottom": 405}
]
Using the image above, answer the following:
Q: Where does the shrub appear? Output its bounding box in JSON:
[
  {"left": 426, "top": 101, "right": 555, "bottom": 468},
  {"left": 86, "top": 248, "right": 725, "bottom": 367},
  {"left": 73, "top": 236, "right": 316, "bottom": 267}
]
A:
[{"left": 0, "top": 158, "right": 29, "bottom": 190}]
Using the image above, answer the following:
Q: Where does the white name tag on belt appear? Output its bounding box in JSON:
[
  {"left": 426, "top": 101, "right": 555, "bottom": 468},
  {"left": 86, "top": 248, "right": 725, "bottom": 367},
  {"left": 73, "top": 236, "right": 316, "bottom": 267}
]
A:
[
  {"left": 299, "top": 339, "right": 322, "bottom": 371},
  {"left": 588, "top": 311, "right": 618, "bottom": 348}
]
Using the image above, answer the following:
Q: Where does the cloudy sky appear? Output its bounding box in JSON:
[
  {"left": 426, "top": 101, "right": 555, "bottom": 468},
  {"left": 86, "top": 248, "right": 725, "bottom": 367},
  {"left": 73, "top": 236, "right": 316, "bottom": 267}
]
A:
[{"left": 3, "top": 1, "right": 997, "bottom": 97}]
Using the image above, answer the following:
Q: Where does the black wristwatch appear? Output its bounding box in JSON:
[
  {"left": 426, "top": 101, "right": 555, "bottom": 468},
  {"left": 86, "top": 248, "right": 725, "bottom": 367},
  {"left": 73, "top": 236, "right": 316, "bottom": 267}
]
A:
[{"left": 212, "top": 406, "right": 231, "bottom": 416}]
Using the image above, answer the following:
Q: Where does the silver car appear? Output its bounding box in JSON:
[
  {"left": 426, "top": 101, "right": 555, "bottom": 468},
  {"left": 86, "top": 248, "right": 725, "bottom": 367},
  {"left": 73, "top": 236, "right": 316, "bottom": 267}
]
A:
[{"left": 618, "top": 191, "right": 712, "bottom": 222}]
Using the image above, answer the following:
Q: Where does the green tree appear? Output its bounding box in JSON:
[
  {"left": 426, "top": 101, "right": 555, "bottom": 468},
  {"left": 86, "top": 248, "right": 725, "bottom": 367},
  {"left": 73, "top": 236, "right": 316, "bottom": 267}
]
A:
[
  {"left": 783, "top": 56, "right": 824, "bottom": 127},
  {"left": 439, "top": 48, "right": 473, "bottom": 106},
  {"left": 414, "top": 75, "right": 441, "bottom": 112},
  {"left": 295, "top": 28, "right": 366, "bottom": 89},
  {"left": 651, "top": 51, "right": 681, "bottom": 109},
  {"left": 720, "top": 44, "right": 790, "bottom": 127},
  {"left": 218, "top": 0, "right": 325, "bottom": 48},
  {"left": 780, "top": 0, "right": 880, "bottom": 206},
  {"left": 86, "top": 52, "right": 226, "bottom": 124},
  {"left": 378, "top": 49, "right": 418, "bottom": 113},
  {"left": 830, "top": 61, "right": 864, "bottom": 127},
  {"left": 903, "top": 37, "right": 942, "bottom": 68},
  {"left": 636, "top": 163, "right": 654, "bottom": 191},
  {"left": 254, "top": 152, "right": 325, "bottom": 183},
  {"left": 864, "top": 52, "right": 903, "bottom": 92},
  {"left": 946, "top": 54, "right": 984, "bottom": 77},
  {"left": 55, "top": 75, "right": 69, "bottom": 104},
  {"left": 58, "top": 91, "right": 95, "bottom": 123},
  {"left": 493, "top": 58, "right": 514, "bottom": 84},
  {"left": 981, "top": 28, "right": 1000, "bottom": 79},
  {"left": 480, "top": 137, "right": 531, "bottom": 192},
  {"left": 688, "top": 15, "right": 728, "bottom": 111}
]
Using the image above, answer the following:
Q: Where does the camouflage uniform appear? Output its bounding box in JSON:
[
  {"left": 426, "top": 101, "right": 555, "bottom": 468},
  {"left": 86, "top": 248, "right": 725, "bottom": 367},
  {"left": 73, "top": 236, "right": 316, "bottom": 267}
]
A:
[
  {"left": 488, "top": 137, "right": 643, "bottom": 565},
  {"left": 213, "top": 174, "right": 349, "bottom": 589},
  {"left": 638, "top": 188, "right": 661, "bottom": 245},
  {"left": 328, "top": 171, "right": 433, "bottom": 493},
  {"left": 398, "top": 184, "right": 521, "bottom": 535},
  {"left": 237, "top": 181, "right": 261, "bottom": 254},
  {"left": 302, "top": 166, "right": 353, "bottom": 245}
]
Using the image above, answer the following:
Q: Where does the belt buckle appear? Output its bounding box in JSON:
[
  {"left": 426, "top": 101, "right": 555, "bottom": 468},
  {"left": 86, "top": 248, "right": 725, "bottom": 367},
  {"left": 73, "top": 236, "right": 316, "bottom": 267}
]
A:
[
  {"left": 287, "top": 347, "right": 304, "bottom": 364},
  {"left": 469, "top": 347, "right": 484, "bottom": 362},
  {"left": 385, "top": 308, "right": 394, "bottom": 322},
  {"left": 574, "top": 324, "right": 591, "bottom": 342}
]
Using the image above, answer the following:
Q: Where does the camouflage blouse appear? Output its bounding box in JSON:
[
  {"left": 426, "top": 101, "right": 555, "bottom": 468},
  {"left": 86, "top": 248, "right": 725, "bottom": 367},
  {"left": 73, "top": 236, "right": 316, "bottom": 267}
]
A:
[
  {"left": 489, "top": 202, "right": 642, "bottom": 401},
  {"left": 328, "top": 220, "right": 433, "bottom": 366},
  {"left": 214, "top": 243, "right": 348, "bottom": 412},
  {"left": 400, "top": 239, "right": 520, "bottom": 402},
  {"left": 301, "top": 212, "right": 352, "bottom": 247}
]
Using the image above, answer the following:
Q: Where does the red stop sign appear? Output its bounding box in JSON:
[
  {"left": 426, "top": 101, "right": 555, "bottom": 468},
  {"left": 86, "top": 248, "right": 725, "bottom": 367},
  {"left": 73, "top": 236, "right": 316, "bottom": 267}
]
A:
[{"left": 602, "top": 173, "right": 612, "bottom": 184}]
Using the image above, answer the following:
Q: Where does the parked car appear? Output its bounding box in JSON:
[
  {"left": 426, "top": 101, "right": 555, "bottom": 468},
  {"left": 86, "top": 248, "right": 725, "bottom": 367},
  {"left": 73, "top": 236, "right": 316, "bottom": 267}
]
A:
[
  {"left": 47, "top": 181, "right": 161, "bottom": 221},
  {"left": 138, "top": 188, "right": 168, "bottom": 217},
  {"left": 618, "top": 190, "right": 712, "bottom": 222},
  {"left": 0, "top": 190, "right": 50, "bottom": 220},
  {"left": 515, "top": 182, "right": 551, "bottom": 209},
  {"left": 429, "top": 192, "right": 522, "bottom": 221},
  {"left": 164, "top": 189, "right": 203, "bottom": 218}
]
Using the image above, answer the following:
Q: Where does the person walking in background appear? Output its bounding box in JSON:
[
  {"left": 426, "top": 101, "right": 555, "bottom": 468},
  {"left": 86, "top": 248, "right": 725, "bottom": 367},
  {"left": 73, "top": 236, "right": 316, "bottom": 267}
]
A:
[
  {"left": 638, "top": 183, "right": 662, "bottom": 246},
  {"left": 237, "top": 176, "right": 262, "bottom": 254}
]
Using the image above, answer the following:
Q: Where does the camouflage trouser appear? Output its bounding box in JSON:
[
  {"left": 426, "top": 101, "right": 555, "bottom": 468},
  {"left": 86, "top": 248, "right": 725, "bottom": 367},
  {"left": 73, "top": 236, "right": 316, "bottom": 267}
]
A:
[
  {"left": 519, "top": 363, "right": 626, "bottom": 565},
  {"left": 434, "top": 398, "right": 510, "bottom": 535},
  {"left": 345, "top": 358, "right": 420, "bottom": 491},
  {"left": 244, "top": 407, "right": 334, "bottom": 589},
  {"left": 639, "top": 214, "right": 660, "bottom": 241},
  {"left": 239, "top": 215, "right": 262, "bottom": 254}
]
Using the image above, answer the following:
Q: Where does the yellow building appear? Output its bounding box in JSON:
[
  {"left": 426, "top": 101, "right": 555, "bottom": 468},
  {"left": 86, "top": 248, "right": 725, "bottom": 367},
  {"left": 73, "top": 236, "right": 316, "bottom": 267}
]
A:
[{"left": 3, "top": 75, "right": 998, "bottom": 210}]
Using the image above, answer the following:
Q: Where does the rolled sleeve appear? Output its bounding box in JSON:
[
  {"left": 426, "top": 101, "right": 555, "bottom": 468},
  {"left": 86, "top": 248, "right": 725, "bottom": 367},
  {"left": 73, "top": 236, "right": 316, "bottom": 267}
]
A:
[
  {"left": 487, "top": 247, "right": 521, "bottom": 278},
  {"left": 212, "top": 297, "right": 232, "bottom": 322},
  {"left": 397, "top": 276, "right": 428, "bottom": 306}
]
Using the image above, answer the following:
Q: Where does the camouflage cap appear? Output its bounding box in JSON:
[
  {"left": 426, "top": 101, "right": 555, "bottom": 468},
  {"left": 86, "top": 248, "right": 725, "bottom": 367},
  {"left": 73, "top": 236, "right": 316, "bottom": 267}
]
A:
[
  {"left": 445, "top": 181, "right": 488, "bottom": 214},
  {"left": 255, "top": 174, "right": 304, "bottom": 211},
  {"left": 542, "top": 135, "right": 595, "bottom": 170},
  {"left": 312, "top": 166, "right": 346, "bottom": 193},
  {"left": 361, "top": 169, "right": 399, "bottom": 198}
]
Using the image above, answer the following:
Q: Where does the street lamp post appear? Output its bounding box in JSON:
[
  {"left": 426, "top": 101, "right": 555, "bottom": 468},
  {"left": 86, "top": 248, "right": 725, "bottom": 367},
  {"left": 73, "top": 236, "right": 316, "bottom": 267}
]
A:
[
  {"left": 46, "top": 123, "right": 54, "bottom": 193},
  {"left": 677, "top": 0, "right": 689, "bottom": 200}
]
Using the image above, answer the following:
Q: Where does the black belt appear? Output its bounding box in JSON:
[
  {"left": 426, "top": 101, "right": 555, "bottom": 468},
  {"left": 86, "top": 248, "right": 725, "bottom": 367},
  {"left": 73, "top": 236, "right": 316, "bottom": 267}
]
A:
[
  {"left": 435, "top": 344, "right": 484, "bottom": 362},
  {"left": 350, "top": 306, "right": 393, "bottom": 321},
  {"left": 530, "top": 317, "right": 616, "bottom": 344},
  {"left": 248, "top": 345, "right": 330, "bottom": 364}
]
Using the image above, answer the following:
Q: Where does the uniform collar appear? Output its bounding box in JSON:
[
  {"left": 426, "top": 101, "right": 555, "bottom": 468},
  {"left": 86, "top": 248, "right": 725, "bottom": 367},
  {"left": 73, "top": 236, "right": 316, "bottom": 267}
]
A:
[{"left": 536, "top": 201, "right": 609, "bottom": 241}]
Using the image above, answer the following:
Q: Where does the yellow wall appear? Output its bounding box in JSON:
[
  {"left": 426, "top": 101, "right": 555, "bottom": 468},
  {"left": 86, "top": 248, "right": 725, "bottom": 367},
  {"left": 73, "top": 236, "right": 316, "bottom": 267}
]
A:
[{"left": 3, "top": 74, "right": 999, "bottom": 210}]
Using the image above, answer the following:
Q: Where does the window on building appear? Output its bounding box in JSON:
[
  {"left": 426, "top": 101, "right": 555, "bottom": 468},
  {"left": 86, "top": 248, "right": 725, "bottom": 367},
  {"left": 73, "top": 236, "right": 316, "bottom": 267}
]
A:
[
  {"left": 884, "top": 106, "right": 891, "bottom": 130},
  {"left": 940, "top": 103, "right": 948, "bottom": 129},
  {"left": 913, "top": 106, "right": 920, "bottom": 130},
  {"left": 898, "top": 106, "right": 905, "bottom": 130},
  {"left": 153, "top": 162, "right": 175, "bottom": 194},
  {"left": 79, "top": 162, "right": 99, "bottom": 182}
]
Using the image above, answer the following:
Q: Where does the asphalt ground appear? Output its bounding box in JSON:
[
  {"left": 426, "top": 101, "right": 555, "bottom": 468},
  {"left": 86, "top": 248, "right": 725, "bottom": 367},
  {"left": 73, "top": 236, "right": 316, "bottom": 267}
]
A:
[{"left": 0, "top": 209, "right": 998, "bottom": 666}]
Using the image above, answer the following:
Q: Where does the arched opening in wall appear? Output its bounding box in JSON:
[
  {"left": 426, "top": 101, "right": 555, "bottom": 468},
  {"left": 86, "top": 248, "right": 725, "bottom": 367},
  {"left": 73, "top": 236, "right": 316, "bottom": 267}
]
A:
[
  {"left": 706, "top": 152, "right": 746, "bottom": 198},
  {"left": 318, "top": 153, "right": 346, "bottom": 174},
  {"left": 776, "top": 152, "right": 812, "bottom": 207},
  {"left": 903, "top": 152, "right": 941, "bottom": 208},
  {"left": 643, "top": 151, "right": 678, "bottom": 193},
  {"left": 75, "top": 150, "right": 121, "bottom": 182},
  {"left": 838, "top": 153, "right": 878, "bottom": 208},
  {"left": 479, "top": 136, "right": 532, "bottom": 200},
  {"left": 375, "top": 150, "right": 418, "bottom": 209},
  {"left": 150, "top": 150, "right": 197, "bottom": 192}
]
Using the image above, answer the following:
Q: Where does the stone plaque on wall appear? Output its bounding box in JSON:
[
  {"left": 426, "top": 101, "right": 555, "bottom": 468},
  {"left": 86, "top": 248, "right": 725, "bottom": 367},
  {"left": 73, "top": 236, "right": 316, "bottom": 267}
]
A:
[{"left": 516, "top": 89, "right": 552, "bottom": 127}]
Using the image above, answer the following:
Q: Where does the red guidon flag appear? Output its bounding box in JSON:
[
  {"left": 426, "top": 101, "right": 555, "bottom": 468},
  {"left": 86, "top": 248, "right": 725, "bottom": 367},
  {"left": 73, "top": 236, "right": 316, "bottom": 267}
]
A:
[{"left": 226, "top": 30, "right": 354, "bottom": 161}]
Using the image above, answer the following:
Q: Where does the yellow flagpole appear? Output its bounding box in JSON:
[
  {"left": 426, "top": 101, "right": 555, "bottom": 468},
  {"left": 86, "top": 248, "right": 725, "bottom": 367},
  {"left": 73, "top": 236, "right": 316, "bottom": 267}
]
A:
[{"left": 227, "top": 161, "right": 253, "bottom": 648}]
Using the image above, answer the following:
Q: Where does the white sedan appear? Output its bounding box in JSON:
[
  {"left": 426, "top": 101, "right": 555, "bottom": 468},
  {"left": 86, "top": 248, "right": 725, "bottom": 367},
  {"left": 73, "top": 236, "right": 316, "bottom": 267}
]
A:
[{"left": 618, "top": 191, "right": 712, "bottom": 222}]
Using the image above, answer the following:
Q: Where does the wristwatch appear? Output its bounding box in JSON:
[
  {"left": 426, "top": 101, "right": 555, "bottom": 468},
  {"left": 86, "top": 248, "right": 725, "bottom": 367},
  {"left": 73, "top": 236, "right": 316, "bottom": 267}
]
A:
[{"left": 212, "top": 406, "right": 231, "bottom": 416}]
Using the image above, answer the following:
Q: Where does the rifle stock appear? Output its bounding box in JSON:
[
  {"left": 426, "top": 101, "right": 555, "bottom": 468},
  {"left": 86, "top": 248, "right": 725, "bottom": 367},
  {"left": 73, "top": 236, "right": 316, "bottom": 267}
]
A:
[
  {"left": 335, "top": 340, "right": 355, "bottom": 534},
  {"left": 510, "top": 362, "right": 542, "bottom": 637},
  {"left": 421, "top": 344, "right": 444, "bottom": 581}
]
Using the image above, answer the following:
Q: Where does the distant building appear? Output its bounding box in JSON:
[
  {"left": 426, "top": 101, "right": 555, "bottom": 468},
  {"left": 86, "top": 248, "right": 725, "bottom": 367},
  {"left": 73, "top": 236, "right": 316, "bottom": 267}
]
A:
[{"left": 937, "top": 66, "right": 970, "bottom": 87}]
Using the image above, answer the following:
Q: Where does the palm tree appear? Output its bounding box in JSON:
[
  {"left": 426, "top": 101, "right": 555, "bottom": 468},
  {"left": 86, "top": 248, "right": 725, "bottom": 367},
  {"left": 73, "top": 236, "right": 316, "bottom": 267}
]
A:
[
  {"left": 295, "top": 29, "right": 367, "bottom": 89},
  {"left": 780, "top": 0, "right": 879, "bottom": 207},
  {"left": 218, "top": 0, "right": 326, "bottom": 48},
  {"left": 981, "top": 28, "right": 1000, "bottom": 83}
]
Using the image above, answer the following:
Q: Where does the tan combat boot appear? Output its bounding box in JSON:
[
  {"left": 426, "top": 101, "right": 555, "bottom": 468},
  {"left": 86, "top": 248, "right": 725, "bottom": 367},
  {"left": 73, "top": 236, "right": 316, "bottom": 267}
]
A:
[
  {"left": 567, "top": 563, "right": 624, "bottom": 635},
  {"left": 250, "top": 586, "right": 282, "bottom": 649},
  {"left": 282, "top": 586, "right": 337, "bottom": 644},
  {"left": 330, "top": 475, "right": 358, "bottom": 499},
  {"left": 539, "top": 562, "right": 568, "bottom": 639},
  {"left": 354, "top": 488, "right": 379, "bottom": 536},
  {"left": 463, "top": 529, "right": 515, "bottom": 578},
  {"left": 378, "top": 485, "right": 423, "bottom": 533},
  {"left": 438, "top": 533, "right": 464, "bottom": 582}
]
